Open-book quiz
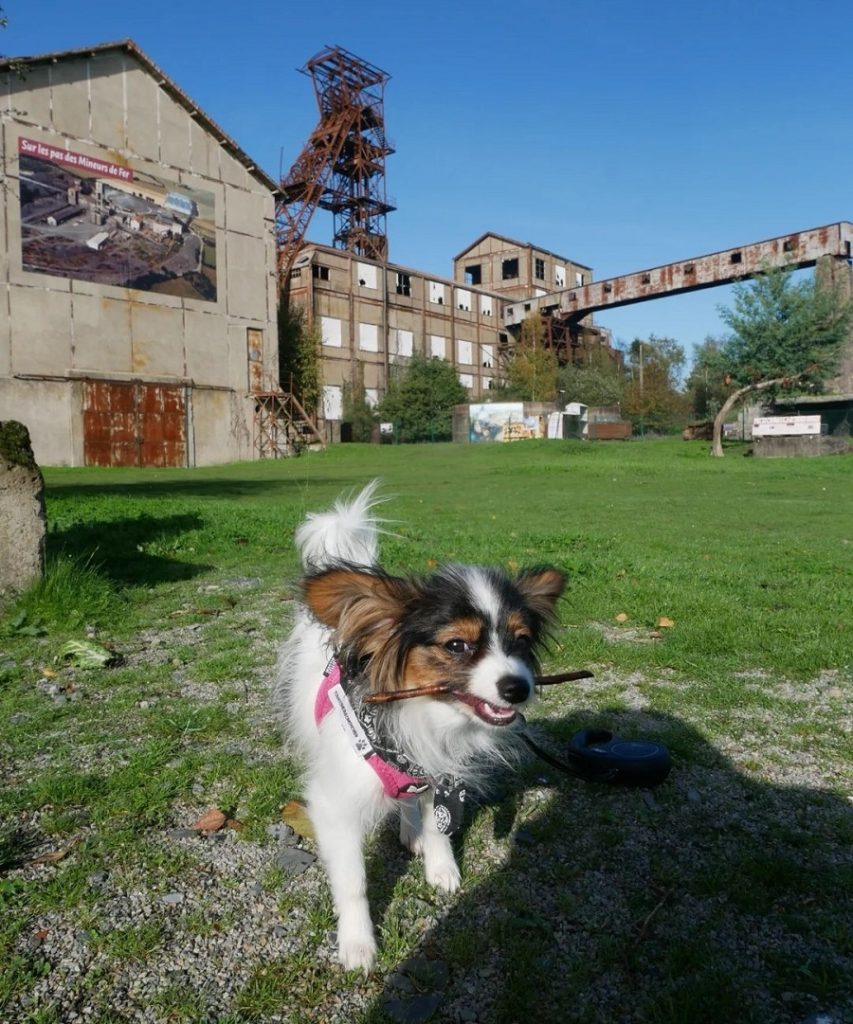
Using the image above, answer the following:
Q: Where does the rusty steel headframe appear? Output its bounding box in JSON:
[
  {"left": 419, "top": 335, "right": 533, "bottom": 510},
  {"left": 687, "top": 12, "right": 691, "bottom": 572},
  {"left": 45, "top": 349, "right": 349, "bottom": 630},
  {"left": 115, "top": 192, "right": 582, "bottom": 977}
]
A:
[{"left": 276, "top": 45, "right": 395, "bottom": 282}]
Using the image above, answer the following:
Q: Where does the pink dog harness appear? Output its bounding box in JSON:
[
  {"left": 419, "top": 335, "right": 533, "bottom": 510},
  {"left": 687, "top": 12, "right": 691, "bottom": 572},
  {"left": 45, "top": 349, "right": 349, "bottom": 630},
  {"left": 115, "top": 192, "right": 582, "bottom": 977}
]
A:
[{"left": 314, "top": 660, "right": 429, "bottom": 800}]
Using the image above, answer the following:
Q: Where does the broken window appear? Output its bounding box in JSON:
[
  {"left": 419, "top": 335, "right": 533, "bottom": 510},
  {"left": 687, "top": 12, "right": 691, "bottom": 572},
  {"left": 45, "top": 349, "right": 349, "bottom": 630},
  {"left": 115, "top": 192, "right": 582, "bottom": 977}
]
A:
[
  {"left": 730, "top": 252, "right": 743, "bottom": 265},
  {"left": 430, "top": 335, "right": 446, "bottom": 359},
  {"left": 458, "top": 372, "right": 474, "bottom": 390},
  {"left": 502, "top": 258, "right": 519, "bottom": 280},
  {"left": 392, "top": 329, "right": 414, "bottom": 357},
  {"left": 534, "top": 258, "right": 545, "bottom": 280},
  {"left": 782, "top": 240, "right": 794, "bottom": 253},
  {"left": 323, "top": 385, "right": 343, "bottom": 420},
  {"left": 481, "top": 343, "right": 494, "bottom": 369},
  {"left": 289, "top": 268, "right": 302, "bottom": 281},
  {"left": 456, "top": 339, "right": 474, "bottom": 365},
  {"left": 555, "top": 265, "right": 566, "bottom": 288},
  {"left": 480, "top": 294, "right": 493, "bottom": 317},
  {"left": 357, "top": 262, "right": 377, "bottom": 289},
  {"left": 313, "top": 264, "right": 330, "bottom": 281},
  {"left": 575, "top": 272, "right": 583, "bottom": 287},
  {"left": 429, "top": 281, "right": 445, "bottom": 305},
  {"left": 395, "top": 272, "right": 412, "bottom": 296},
  {"left": 465, "top": 264, "right": 482, "bottom": 286},
  {"left": 456, "top": 288, "right": 471, "bottom": 311}
]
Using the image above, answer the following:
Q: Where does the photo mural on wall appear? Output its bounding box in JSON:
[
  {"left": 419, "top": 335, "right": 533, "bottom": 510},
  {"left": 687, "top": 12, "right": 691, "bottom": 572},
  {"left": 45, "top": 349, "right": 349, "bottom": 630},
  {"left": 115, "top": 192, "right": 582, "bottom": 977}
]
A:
[{"left": 17, "top": 136, "right": 217, "bottom": 302}]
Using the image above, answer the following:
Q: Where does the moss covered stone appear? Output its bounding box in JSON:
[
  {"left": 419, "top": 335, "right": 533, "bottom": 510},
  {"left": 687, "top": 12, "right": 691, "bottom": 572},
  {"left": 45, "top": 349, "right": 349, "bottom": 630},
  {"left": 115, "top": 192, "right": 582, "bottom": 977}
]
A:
[{"left": 0, "top": 421, "right": 36, "bottom": 470}]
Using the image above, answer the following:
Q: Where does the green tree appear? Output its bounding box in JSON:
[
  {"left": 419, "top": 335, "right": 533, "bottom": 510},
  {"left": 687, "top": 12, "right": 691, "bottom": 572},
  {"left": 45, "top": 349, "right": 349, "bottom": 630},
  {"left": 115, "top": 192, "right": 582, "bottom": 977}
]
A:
[
  {"left": 558, "top": 361, "right": 626, "bottom": 409},
  {"left": 622, "top": 335, "right": 688, "bottom": 433},
  {"left": 503, "top": 315, "right": 559, "bottom": 403},
  {"left": 685, "top": 336, "right": 731, "bottom": 421},
  {"left": 711, "top": 263, "right": 853, "bottom": 456},
  {"left": 378, "top": 354, "right": 467, "bottom": 443},
  {"left": 341, "top": 364, "right": 377, "bottom": 442},
  {"left": 278, "top": 301, "right": 322, "bottom": 415}
]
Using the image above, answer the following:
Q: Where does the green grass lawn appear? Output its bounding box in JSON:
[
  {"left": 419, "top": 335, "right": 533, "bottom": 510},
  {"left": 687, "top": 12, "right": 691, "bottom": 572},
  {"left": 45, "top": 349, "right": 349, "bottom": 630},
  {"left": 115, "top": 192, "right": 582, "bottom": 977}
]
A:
[{"left": 1, "top": 438, "right": 851, "bottom": 1024}]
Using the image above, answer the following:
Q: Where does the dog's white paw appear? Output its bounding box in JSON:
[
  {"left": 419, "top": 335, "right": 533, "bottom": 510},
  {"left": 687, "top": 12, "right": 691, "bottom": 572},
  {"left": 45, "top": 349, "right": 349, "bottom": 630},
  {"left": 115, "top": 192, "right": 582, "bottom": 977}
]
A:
[
  {"left": 337, "top": 931, "right": 377, "bottom": 974},
  {"left": 399, "top": 821, "right": 424, "bottom": 856},
  {"left": 425, "top": 856, "right": 461, "bottom": 893}
]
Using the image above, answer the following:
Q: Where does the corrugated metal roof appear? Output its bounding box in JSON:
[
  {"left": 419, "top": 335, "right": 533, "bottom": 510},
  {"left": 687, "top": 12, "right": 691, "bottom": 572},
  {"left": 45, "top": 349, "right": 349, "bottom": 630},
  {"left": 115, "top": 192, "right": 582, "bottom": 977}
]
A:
[{"left": 0, "top": 39, "right": 280, "bottom": 196}]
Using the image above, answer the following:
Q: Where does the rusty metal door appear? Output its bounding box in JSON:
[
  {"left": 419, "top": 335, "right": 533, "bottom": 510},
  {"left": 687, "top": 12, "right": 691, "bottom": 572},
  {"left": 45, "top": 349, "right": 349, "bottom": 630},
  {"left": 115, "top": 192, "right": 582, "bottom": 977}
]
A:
[{"left": 83, "top": 380, "right": 187, "bottom": 467}]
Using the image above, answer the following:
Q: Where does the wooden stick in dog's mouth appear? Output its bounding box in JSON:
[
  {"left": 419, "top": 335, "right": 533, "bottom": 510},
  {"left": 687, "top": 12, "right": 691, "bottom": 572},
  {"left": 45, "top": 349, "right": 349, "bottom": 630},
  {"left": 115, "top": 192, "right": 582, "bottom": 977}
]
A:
[{"left": 363, "top": 669, "right": 594, "bottom": 704}]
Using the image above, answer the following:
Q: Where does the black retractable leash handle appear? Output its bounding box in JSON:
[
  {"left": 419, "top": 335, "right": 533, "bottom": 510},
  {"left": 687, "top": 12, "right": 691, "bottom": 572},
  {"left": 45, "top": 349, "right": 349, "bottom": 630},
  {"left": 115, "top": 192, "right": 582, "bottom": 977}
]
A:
[{"left": 520, "top": 726, "right": 672, "bottom": 787}]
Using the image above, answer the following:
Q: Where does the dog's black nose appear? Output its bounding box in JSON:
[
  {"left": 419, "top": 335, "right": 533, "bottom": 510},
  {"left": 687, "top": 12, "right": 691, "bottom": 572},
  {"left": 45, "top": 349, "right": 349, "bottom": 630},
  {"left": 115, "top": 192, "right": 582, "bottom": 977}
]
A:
[{"left": 496, "top": 675, "right": 531, "bottom": 705}]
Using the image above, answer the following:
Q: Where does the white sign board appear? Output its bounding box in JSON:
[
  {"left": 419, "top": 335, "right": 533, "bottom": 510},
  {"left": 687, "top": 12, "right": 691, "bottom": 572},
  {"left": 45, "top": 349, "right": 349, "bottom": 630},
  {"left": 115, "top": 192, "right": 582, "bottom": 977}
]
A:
[{"left": 752, "top": 415, "right": 821, "bottom": 437}]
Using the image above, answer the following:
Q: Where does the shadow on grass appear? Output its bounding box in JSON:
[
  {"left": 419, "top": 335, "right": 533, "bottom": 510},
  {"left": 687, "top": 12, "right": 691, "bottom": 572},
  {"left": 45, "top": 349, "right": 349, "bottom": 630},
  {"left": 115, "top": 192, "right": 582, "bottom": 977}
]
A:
[
  {"left": 361, "top": 710, "right": 852, "bottom": 1024},
  {"left": 50, "top": 513, "right": 211, "bottom": 586},
  {"left": 46, "top": 476, "right": 368, "bottom": 501}
]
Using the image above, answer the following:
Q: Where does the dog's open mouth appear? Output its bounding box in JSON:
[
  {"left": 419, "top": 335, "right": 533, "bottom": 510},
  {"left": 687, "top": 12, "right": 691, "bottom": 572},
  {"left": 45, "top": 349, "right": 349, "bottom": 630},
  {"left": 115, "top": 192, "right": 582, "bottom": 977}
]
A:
[{"left": 452, "top": 691, "right": 518, "bottom": 726}]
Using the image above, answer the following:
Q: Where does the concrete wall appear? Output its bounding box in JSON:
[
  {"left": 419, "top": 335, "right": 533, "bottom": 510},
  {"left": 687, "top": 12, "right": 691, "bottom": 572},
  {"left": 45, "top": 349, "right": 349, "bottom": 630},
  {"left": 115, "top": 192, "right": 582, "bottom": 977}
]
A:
[
  {"left": 0, "top": 47, "right": 278, "bottom": 466},
  {"left": 453, "top": 234, "right": 591, "bottom": 301}
]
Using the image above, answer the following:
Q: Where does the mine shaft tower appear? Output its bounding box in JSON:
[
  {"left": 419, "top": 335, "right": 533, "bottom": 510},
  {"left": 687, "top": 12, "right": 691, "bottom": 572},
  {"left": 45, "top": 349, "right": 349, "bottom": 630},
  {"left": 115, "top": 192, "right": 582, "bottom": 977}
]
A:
[{"left": 277, "top": 45, "right": 395, "bottom": 279}]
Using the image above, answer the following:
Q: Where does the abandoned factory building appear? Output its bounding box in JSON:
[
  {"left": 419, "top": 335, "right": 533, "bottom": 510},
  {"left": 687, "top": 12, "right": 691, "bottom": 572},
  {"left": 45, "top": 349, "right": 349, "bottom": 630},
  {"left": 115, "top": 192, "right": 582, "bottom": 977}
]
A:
[{"left": 0, "top": 40, "right": 279, "bottom": 467}]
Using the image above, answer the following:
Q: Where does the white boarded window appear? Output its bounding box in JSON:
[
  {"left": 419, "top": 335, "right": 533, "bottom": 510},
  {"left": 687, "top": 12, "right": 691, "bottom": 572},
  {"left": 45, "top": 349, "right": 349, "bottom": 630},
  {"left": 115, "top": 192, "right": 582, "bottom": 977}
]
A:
[
  {"left": 484, "top": 376, "right": 494, "bottom": 390},
  {"left": 575, "top": 271, "right": 583, "bottom": 287},
  {"left": 534, "top": 289, "right": 546, "bottom": 297},
  {"left": 359, "top": 322, "right": 379, "bottom": 352},
  {"left": 323, "top": 384, "right": 342, "bottom": 420},
  {"left": 392, "top": 328, "right": 414, "bottom": 357},
  {"left": 480, "top": 294, "right": 493, "bottom": 316},
  {"left": 321, "top": 316, "right": 342, "bottom": 348},
  {"left": 456, "top": 288, "right": 471, "bottom": 311},
  {"left": 429, "top": 281, "right": 445, "bottom": 305},
  {"left": 365, "top": 388, "right": 379, "bottom": 408},
  {"left": 458, "top": 372, "right": 474, "bottom": 389},
  {"left": 481, "top": 343, "right": 494, "bottom": 369},
  {"left": 456, "top": 339, "right": 473, "bottom": 365},
  {"left": 430, "top": 335, "right": 446, "bottom": 359},
  {"left": 357, "top": 262, "right": 377, "bottom": 289},
  {"left": 555, "top": 265, "right": 566, "bottom": 288}
]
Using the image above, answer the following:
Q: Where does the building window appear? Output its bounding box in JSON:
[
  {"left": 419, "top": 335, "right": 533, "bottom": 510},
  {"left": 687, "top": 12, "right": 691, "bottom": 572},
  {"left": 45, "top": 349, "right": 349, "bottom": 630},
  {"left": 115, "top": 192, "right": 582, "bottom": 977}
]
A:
[
  {"left": 313, "top": 264, "right": 330, "bottom": 281},
  {"left": 730, "top": 251, "right": 743, "bottom": 264},
  {"left": 555, "top": 265, "right": 566, "bottom": 288},
  {"left": 465, "top": 264, "right": 482, "bottom": 285},
  {"left": 575, "top": 272, "right": 583, "bottom": 287},
  {"left": 358, "top": 322, "right": 379, "bottom": 352},
  {"left": 481, "top": 343, "right": 494, "bottom": 369},
  {"left": 534, "top": 258, "right": 545, "bottom": 280},
  {"left": 289, "top": 268, "right": 302, "bottom": 280},
  {"left": 320, "top": 316, "right": 342, "bottom": 347},
  {"left": 456, "top": 339, "right": 474, "bottom": 365},
  {"left": 396, "top": 272, "right": 411, "bottom": 296},
  {"left": 458, "top": 372, "right": 474, "bottom": 389},
  {"left": 456, "top": 288, "right": 471, "bottom": 311},
  {"left": 392, "top": 328, "right": 414, "bottom": 357},
  {"left": 480, "top": 294, "right": 493, "bottom": 317},
  {"left": 502, "top": 258, "right": 519, "bottom": 280},
  {"left": 323, "top": 384, "right": 343, "bottom": 420},
  {"left": 429, "top": 281, "right": 445, "bottom": 305},
  {"left": 357, "top": 262, "right": 377, "bottom": 289},
  {"left": 430, "top": 335, "right": 446, "bottom": 359}
]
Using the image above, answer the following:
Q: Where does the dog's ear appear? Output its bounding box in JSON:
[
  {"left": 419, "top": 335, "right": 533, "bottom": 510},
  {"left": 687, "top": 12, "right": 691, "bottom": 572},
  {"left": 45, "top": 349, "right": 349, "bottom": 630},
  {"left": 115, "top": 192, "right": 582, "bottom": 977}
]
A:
[
  {"left": 515, "top": 567, "right": 566, "bottom": 622},
  {"left": 303, "top": 567, "right": 416, "bottom": 638}
]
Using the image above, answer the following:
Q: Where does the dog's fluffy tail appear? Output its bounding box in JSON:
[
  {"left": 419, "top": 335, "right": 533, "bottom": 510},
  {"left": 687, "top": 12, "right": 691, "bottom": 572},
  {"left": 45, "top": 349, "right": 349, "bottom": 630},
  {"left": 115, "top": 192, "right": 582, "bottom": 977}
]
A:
[{"left": 295, "top": 480, "right": 384, "bottom": 570}]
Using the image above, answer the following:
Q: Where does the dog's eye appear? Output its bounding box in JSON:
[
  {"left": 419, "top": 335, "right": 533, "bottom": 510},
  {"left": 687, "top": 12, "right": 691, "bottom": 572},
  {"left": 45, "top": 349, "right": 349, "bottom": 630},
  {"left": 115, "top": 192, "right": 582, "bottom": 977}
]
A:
[
  {"left": 444, "top": 638, "right": 476, "bottom": 656},
  {"left": 512, "top": 633, "right": 533, "bottom": 650}
]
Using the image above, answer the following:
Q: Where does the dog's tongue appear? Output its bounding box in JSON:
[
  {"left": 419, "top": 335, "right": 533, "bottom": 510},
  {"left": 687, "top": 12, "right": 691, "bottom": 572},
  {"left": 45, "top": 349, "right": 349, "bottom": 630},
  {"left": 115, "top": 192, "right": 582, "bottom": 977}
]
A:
[{"left": 455, "top": 691, "right": 517, "bottom": 726}]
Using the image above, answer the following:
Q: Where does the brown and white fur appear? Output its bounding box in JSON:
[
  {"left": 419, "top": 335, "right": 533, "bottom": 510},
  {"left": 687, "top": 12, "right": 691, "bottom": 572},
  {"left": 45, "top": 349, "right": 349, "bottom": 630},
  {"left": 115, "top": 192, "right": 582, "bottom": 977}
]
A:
[{"left": 274, "top": 483, "right": 564, "bottom": 971}]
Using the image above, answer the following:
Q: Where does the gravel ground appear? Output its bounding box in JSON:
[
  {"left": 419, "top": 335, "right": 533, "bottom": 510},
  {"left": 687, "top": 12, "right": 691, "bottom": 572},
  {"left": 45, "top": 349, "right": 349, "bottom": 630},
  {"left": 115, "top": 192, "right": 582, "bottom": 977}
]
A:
[{"left": 3, "top": 610, "right": 851, "bottom": 1024}]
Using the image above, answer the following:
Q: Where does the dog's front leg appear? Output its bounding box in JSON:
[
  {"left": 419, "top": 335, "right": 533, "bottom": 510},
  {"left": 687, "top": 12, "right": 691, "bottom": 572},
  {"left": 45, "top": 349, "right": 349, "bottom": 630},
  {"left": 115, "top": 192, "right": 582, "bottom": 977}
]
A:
[
  {"left": 307, "top": 781, "right": 376, "bottom": 973},
  {"left": 399, "top": 792, "right": 461, "bottom": 893}
]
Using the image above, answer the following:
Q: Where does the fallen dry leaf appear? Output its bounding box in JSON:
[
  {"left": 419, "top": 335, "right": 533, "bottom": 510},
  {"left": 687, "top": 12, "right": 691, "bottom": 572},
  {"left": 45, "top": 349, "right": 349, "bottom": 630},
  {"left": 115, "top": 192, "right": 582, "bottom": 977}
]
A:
[
  {"left": 29, "top": 839, "right": 78, "bottom": 866},
  {"left": 191, "top": 808, "right": 227, "bottom": 832},
  {"left": 225, "top": 818, "right": 245, "bottom": 832},
  {"left": 281, "top": 800, "right": 315, "bottom": 840},
  {"left": 40, "top": 667, "right": 58, "bottom": 679},
  {"left": 657, "top": 617, "right": 675, "bottom": 628},
  {"left": 615, "top": 612, "right": 629, "bottom": 623}
]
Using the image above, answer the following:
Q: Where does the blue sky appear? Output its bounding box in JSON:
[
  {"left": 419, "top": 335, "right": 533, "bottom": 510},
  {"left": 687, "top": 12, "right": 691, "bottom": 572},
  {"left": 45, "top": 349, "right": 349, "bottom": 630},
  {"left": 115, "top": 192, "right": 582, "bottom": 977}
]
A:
[{"left": 4, "top": 0, "right": 852, "bottom": 362}]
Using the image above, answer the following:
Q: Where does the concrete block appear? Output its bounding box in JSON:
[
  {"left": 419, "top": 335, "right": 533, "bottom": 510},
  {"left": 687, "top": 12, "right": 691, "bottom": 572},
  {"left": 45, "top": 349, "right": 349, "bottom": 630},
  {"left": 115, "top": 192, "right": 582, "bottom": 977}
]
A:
[
  {"left": 9, "top": 286, "right": 73, "bottom": 375},
  {"left": 5, "top": 65, "right": 52, "bottom": 126},
  {"left": 753, "top": 435, "right": 851, "bottom": 458},
  {"left": 0, "top": 379, "right": 76, "bottom": 466},
  {"left": 129, "top": 300, "right": 185, "bottom": 378},
  {"left": 0, "top": 421, "right": 46, "bottom": 596},
  {"left": 220, "top": 148, "right": 250, "bottom": 190},
  {"left": 224, "top": 184, "right": 266, "bottom": 237},
  {"left": 124, "top": 64, "right": 160, "bottom": 162},
  {"left": 191, "top": 387, "right": 251, "bottom": 465},
  {"left": 89, "top": 51, "right": 128, "bottom": 151},
  {"left": 189, "top": 120, "right": 217, "bottom": 181},
  {"left": 185, "top": 309, "right": 230, "bottom": 388},
  {"left": 49, "top": 59, "right": 91, "bottom": 140},
  {"left": 225, "top": 233, "right": 267, "bottom": 318},
  {"left": 69, "top": 293, "right": 132, "bottom": 375},
  {"left": 159, "top": 89, "right": 190, "bottom": 170}
]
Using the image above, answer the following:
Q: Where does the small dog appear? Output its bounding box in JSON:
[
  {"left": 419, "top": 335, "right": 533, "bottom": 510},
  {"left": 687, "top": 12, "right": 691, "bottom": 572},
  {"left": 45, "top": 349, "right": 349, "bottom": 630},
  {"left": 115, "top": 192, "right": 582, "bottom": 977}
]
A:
[{"left": 274, "top": 483, "right": 565, "bottom": 971}]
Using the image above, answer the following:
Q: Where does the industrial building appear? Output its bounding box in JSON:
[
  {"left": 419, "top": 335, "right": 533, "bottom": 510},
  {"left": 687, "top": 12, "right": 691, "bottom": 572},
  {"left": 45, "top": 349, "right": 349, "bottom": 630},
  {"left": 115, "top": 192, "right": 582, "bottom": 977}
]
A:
[{"left": 0, "top": 40, "right": 280, "bottom": 467}]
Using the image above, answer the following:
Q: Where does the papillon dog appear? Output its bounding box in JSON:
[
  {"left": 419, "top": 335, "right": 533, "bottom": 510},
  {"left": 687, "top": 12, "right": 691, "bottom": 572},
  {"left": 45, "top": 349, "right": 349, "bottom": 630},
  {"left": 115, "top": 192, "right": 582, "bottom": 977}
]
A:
[{"left": 274, "top": 483, "right": 565, "bottom": 972}]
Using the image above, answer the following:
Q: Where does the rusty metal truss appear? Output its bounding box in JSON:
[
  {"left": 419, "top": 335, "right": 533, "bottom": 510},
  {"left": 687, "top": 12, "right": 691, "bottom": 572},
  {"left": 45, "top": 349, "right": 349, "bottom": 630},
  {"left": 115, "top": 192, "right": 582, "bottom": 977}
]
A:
[
  {"left": 253, "top": 382, "right": 325, "bottom": 458},
  {"left": 276, "top": 45, "right": 395, "bottom": 281}
]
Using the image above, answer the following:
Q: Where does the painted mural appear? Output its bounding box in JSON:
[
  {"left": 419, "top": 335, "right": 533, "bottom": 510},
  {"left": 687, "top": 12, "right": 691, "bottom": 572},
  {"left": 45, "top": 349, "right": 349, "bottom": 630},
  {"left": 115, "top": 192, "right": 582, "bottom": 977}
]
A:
[
  {"left": 468, "top": 402, "right": 545, "bottom": 443},
  {"left": 18, "top": 137, "right": 217, "bottom": 301}
]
